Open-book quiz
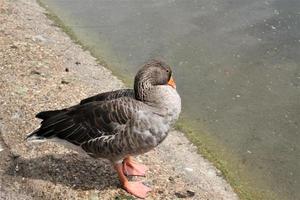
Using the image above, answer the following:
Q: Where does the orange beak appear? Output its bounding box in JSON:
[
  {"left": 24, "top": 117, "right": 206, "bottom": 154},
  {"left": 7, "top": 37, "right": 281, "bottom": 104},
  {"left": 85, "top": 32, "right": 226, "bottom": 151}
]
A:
[{"left": 168, "top": 76, "right": 176, "bottom": 89}]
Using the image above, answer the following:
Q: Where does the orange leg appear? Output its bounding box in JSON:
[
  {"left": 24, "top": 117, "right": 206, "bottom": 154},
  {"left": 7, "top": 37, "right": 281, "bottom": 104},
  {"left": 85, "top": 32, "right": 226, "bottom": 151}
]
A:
[
  {"left": 123, "top": 156, "right": 148, "bottom": 176},
  {"left": 114, "top": 163, "right": 151, "bottom": 199}
]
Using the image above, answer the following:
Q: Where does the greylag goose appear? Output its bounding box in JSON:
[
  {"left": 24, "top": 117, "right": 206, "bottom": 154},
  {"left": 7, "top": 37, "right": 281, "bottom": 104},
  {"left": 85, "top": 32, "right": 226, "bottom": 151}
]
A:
[{"left": 27, "top": 59, "right": 181, "bottom": 198}]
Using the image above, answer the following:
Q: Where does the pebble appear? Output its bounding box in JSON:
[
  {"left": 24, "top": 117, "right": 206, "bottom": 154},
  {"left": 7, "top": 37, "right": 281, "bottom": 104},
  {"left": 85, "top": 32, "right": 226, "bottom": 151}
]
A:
[
  {"left": 61, "top": 79, "right": 70, "bottom": 84},
  {"left": 88, "top": 191, "right": 99, "bottom": 200},
  {"left": 168, "top": 176, "right": 175, "bottom": 183},
  {"left": 207, "top": 169, "right": 216, "bottom": 177},
  {"left": 30, "top": 70, "right": 41, "bottom": 75},
  {"left": 32, "top": 35, "right": 47, "bottom": 42},
  {"left": 184, "top": 167, "right": 193, "bottom": 172},
  {"left": 175, "top": 190, "right": 195, "bottom": 198},
  {"left": 10, "top": 45, "right": 18, "bottom": 49}
]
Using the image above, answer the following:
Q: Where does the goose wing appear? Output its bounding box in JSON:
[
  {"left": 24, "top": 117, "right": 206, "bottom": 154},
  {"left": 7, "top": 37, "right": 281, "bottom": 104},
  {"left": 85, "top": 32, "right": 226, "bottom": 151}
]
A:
[
  {"left": 30, "top": 97, "right": 142, "bottom": 146},
  {"left": 36, "top": 89, "right": 134, "bottom": 120},
  {"left": 80, "top": 89, "right": 134, "bottom": 105}
]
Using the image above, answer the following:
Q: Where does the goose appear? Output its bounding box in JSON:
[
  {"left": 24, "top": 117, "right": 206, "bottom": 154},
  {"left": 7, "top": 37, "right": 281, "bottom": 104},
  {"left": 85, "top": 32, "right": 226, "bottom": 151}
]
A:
[{"left": 27, "top": 59, "right": 181, "bottom": 198}]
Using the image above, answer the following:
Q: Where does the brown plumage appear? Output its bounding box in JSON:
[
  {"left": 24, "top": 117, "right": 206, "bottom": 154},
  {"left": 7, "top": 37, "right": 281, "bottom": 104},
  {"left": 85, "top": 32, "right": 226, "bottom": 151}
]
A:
[{"left": 27, "top": 59, "right": 181, "bottom": 198}]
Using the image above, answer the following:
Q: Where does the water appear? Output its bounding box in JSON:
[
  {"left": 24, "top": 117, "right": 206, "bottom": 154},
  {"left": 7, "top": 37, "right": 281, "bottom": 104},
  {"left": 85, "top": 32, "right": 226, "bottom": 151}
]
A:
[{"left": 40, "top": 0, "right": 300, "bottom": 199}]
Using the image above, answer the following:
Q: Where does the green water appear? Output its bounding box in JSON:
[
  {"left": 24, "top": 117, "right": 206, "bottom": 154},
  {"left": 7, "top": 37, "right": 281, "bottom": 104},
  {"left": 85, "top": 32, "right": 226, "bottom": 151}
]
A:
[{"left": 40, "top": 0, "right": 300, "bottom": 199}]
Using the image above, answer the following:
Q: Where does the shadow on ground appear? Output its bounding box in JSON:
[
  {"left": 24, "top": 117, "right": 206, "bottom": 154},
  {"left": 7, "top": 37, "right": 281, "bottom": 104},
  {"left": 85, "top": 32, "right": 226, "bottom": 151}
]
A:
[{"left": 6, "top": 153, "right": 119, "bottom": 190}]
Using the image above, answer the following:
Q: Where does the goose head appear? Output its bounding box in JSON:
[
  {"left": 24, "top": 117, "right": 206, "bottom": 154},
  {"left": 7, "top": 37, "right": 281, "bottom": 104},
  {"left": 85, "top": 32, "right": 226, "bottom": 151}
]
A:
[{"left": 134, "top": 59, "right": 176, "bottom": 101}]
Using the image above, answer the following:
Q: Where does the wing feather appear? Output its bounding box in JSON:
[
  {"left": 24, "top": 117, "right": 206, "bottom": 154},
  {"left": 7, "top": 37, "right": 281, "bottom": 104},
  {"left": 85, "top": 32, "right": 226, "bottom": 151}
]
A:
[
  {"left": 30, "top": 97, "right": 143, "bottom": 148},
  {"left": 80, "top": 89, "right": 134, "bottom": 105}
]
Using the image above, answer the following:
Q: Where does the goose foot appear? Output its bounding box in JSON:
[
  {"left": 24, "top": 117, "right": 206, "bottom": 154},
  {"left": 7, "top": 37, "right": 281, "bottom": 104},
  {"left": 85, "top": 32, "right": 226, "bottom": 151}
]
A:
[
  {"left": 114, "top": 163, "right": 151, "bottom": 199},
  {"left": 124, "top": 181, "right": 152, "bottom": 199},
  {"left": 123, "top": 156, "right": 148, "bottom": 176}
]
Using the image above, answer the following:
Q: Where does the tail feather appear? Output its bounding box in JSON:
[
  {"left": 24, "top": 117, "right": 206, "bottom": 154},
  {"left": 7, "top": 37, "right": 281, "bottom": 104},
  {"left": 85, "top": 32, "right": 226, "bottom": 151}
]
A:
[
  {"left": 27, "top": 108, "right": 87, "bottom": 146},
  {"left": 26, "top": 129, "right": 40, "bottom": 140},
  {"left": 36, "top": 109, "right": 67, "bottom": 120},
  {"left": 26, "top": 131, "right": 46, "bottom": 141},
  {"left": 27, "top": 109, "right": 69, "bottom": 141}
]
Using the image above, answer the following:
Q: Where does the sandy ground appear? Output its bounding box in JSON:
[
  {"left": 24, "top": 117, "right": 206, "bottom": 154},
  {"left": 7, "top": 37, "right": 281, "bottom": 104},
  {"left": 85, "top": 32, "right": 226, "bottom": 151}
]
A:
[{"left": 0, "top": 0, "right": 239, "bottom": 199}]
